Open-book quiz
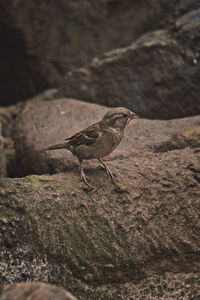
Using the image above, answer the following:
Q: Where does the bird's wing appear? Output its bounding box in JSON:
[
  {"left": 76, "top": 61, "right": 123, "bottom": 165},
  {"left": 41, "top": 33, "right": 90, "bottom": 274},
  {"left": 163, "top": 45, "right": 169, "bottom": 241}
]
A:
[{"left": 64, "top": 123, "right": 101, "bottom": 146}]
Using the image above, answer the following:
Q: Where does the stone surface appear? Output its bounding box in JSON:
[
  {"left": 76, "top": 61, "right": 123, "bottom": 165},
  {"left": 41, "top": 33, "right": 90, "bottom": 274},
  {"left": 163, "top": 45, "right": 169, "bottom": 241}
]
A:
[
  {"left": 0, "top": 148, "right": 199, "bottom": 298},
  {"left": 0, "top": 0, "right": 161, "bottom": 106},
  {"left": 1, "top": 1, "right": 199, "bottom": 106},
  {"left": 13, "top": 97, "right": 200, "bottom": 177},
  {"left": 0, "top": 123, "right": 6, "bottom": 177},
  {"left": 0, "top": 104, "right": 23, "bottom": 177},
  {"left": 155, "top": 123, "right": 200, "bottom": 152},
  {"left": 13, "top": 98, "right": 107, "bottom": 176},
  {"left": 0, "top": 282, "right": 77, "bottom": 300},
  {"left": 86, "top": 273, "right": 200, "bottom": 299},
  {"left": 57, "top": 8, "right": 200, "bottom": 119}
]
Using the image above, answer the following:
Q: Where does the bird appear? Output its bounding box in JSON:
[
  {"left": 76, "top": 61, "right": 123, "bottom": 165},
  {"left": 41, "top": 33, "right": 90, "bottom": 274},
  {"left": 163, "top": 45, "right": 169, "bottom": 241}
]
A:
[{"left": 44, "top": 107, "right": 138, "bottom": 184}]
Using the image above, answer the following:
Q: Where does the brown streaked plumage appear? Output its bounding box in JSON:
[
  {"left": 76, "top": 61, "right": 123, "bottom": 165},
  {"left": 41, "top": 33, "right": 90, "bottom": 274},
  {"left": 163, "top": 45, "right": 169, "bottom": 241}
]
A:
[{"left": 44, "top": 107, "right": 138, "bottom": 184}]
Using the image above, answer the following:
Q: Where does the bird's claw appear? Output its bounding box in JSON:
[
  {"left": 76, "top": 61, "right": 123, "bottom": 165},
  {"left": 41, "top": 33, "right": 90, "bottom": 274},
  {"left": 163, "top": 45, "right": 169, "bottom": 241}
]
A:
[
  {"left": 80, "top": 170, "right": 90, "bottom": 185},
  {"left": 98, "top": 159, "right": 114, "bottom": 182},
  {"left": 106, "top": 169, "right": 114, "bottom": 182}
]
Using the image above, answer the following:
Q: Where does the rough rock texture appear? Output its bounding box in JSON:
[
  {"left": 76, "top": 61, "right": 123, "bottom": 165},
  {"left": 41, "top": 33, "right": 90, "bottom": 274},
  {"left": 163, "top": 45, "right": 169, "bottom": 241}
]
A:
[
  {"left": 0, "top": 0, "right": 158, "bottom": 106},
  {"left": 1, "top": 97, "right": 200, "bottom": 299},
  {"left": 0, "top": 123, "right": 6, "bottom": 177},
  {"left": 1, "top": 0, "right": 199, "bottom": 106},
  {"left": 0, "top": 104, "right": 24, "bottom": 177},
  {"left": 87, "top": 273, "right": 200, "bottom": 299},
  {"left": 155, "top": 123, "right": 200, "bottom": 152},
  {"left": 0, "top": 282, "right": 77, "bottom": 300},
  {"left": 0, "top": 148, "right": 199, "bottom": 299},
  {"left": 57, "top": 8, "right": 200, "bottom": 119},
  {"left": 12, "top": 97, "right": 200, "bottom": 177}
]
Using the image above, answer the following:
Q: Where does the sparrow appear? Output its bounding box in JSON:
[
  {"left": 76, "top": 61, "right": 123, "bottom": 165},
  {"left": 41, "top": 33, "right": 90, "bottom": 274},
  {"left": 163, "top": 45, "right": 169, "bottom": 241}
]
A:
[{"left": 44, "top": 107, "right": 138, "bottom": 184}]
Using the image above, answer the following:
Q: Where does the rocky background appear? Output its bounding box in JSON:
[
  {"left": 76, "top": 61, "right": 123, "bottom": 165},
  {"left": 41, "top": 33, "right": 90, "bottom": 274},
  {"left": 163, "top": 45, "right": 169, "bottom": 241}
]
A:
[{"left": 0, "top": 1, "right": 200, "bottom": 299}]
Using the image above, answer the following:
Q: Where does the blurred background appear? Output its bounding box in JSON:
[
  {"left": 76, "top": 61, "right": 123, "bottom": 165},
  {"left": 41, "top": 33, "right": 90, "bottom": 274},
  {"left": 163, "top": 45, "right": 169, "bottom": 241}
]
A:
[{"left": 1, "top": 0, "right": 200, "bottom": 119}]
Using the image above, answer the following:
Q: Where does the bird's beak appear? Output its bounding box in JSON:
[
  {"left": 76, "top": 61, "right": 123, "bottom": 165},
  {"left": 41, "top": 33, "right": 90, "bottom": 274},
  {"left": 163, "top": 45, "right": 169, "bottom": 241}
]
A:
[
  {"left": 126, "top": 112, "right": 139, "bottom": 124},
  {"left": 131, "top": 112, "right": 139, "bottom": 119}
]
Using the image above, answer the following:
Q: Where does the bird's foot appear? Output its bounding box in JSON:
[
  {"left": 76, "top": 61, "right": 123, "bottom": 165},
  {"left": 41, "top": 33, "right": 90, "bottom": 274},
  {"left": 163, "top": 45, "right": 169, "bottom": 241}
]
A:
[
  {"left": 106, "top": 168, "right": 114, "bottom": 182},
  {"left": 98, "top": 159, "right": 114, "bottom": 182},
  {"left": 80, "top": 169, "right": 90, "bottom": 185}
]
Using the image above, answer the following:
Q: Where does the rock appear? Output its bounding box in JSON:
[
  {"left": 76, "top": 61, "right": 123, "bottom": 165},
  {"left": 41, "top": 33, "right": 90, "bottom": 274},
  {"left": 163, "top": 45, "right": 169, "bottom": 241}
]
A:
[
  {"left": 0, "top": 106, "right": 17, "bottom": 138},
  {"left": 13, "top": 98, "right": 107, "bottom": 176},
  {"left": 0, "top": 148, "right": 199, "bottom": 298},
  {"left": 87, "top": 273, "right": 200, "bottom": 299},
  {"left": 57, "top": 8, "right": 200, "bottom": 119},
  {"left": 155, "top": 123, "right": 200, "bottom": 152},
  {"left": 13, "top": 97, "right": 200, "bottom": 177},
  {"left": 0, "top": 105, "right": 23, "bottom": 177},
  {"left": 0, "top": 123, "right": 6, "bottom": 177},
  {"left": 0, "top": 282, "right": 77, "bottom": 300},
  {"left": 1, "top": 1, "right": 199, "bottom": 106},
  {"left": 0, "top": 1, "right": 161, "bottom": 106}
]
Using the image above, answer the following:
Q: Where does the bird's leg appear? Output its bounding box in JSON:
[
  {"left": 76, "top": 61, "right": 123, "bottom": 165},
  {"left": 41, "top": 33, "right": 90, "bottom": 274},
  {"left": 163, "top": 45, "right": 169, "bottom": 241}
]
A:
[
  {"left": 98, "top": 159, "right": 114, "bottom": 182},
  {"left": 79, "top": 159, "right": 89, "bottom": 184}
]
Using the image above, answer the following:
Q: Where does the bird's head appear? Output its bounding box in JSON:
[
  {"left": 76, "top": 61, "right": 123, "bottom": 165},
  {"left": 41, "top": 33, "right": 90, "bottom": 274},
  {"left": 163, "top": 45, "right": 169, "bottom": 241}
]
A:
[{"left": 100, "top": 107, "right": 138, "bottom": 131}]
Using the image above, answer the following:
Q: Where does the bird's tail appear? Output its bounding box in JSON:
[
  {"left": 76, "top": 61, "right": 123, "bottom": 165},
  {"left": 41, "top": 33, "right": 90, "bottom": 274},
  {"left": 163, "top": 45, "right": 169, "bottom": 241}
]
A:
[{"left": 43, "top": 142, "right": 70, "bottom": 151}]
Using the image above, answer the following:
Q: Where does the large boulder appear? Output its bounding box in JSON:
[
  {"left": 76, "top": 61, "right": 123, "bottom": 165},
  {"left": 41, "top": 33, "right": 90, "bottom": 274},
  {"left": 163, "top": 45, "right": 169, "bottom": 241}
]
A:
[
  {"left": 1, "top": 94, "right": 200, "bottom": 299},
  {"left": 0, "top": 0, "right": 199, "bottom": 106},
  {"left": 13, "top": 98, "right": 107, "bottom": 176},
  {"left": 12, "top": 97, "right": 200, "bottom": 177},
  {"left": 0, "top": 282, "right": 77, "bottom": 300},
  {"left": 0, "top": 148, "right": 199, "bottom": 298},
  {"left": 57, "top": 9, "right": 200, "bottom": 119}
]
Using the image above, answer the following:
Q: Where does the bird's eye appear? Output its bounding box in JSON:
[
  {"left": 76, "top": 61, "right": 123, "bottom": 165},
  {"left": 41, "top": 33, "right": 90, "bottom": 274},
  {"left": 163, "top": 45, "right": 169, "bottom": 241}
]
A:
[{"left": 122, "top": 113, "right": 128, "bottom": 118}]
